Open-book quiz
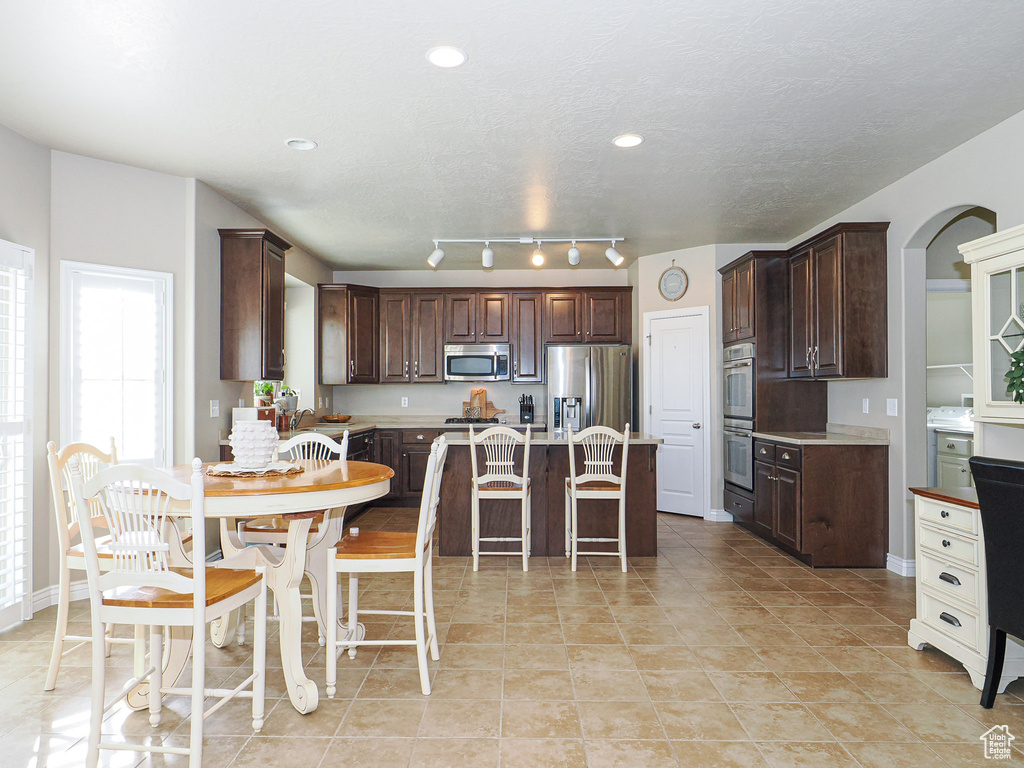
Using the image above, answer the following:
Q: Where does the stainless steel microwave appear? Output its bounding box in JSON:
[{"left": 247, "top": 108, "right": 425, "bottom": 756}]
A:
[{"left": 444, "top": 343, "right": 511, "bottom": 382}]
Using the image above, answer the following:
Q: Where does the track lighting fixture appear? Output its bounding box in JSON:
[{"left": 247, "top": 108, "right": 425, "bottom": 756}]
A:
[
  {"left": 425, "top": 237, "right": 624, "bottom": 268},
  {"left": 567, "top": 241, "right": 580, "bottom": 266},
  {"left": 605, "top": 240, "right": 624, "bottom": 267},
  {"left": 427, "top": 241, "right": 445, "bottom": 268}
]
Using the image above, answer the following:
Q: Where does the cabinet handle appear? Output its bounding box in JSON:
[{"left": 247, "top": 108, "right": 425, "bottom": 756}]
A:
[
  {"left": 417, "top": 434, "right": 424, "bottom": 440},
  {"left": 782, "top": 452, "right": 791, "bottom": 460},
  {"left": 404, "top": 361, "right": 409, "bottom": 377},
  {"left": 941, "top": 539, "right": 951, "bottom": 548},
  {"left": 415, "top": 360, "right": 419, "bottom": 377},
  {"left": 806, "top": 347, "right": 811, "bottom": 368},
  {"left": 350, "top": 359, "right": 354, "bottom": 377},
  {"left": 514, "top": 359, "right": 518, "bottom": 375},
  {"left": 960, "top": 468, "right": 968, "bottom": 473},
  {"left": 947, "top": 443, "right": 955, "bottom": 450},
  {"left": 759, "top": 448, "right": 767, "bottom": 455},
  {"left": 940, "top": 510, "right": 949, "bottom": 518},
  {"left": 939, "top": 611, "right": 962, "bottom": 628},
  {"left": 938, "top": 572, "right": 962, "bottom": 586}
]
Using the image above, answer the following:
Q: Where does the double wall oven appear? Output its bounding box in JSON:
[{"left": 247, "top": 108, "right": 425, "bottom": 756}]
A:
[{"left": 723, "top": 342, "right": 755, "bottom": 491}]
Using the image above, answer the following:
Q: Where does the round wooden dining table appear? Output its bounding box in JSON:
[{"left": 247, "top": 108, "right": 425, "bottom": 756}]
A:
[{"left": 127, "top": 459, "right": 393, "bottom": 715}]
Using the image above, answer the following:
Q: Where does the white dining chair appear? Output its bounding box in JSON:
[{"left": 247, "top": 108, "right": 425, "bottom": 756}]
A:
[
  {"left": 70, "top": 457, "right": 267, "bottom": 768},
  {"left": 565, "top": 423, "right": 631, "bottom": 572},
  {"left": 44, "top": 440, "right": 142, "bottom": 691},
  {"left": 469, "top": 425, "right": 532, "bottom": 571},
  {"left": 325, "top": 436, "right": 448, "bottom": 697}
]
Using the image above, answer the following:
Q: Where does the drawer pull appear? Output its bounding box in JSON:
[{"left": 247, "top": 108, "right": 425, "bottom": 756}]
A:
[
  {"left": 961, "top": 468, "right": 968, "bottom": 473},
  {"left": 417, "top": 434, "right": 424, "bottom": 440},
  {"left": 782, "top": 452, "right": 791, "bottom": 460},
  {"left": 942, "top": 540, "right": 951, "bottom": 548},
  {"left": 759, "top": 448, "right": 767, "bottom": 455},
  {"left": 947, "top": 443, "right": 956, "bottom": 450},
  {"left": 939, "top": 611, "right": 962, "bottom": 628},
  {"left": 939, "top": 572, "right": 962, "bottom": 586},
  {"left": 940, "top": 510, "right": 949, "bottom": 518}
]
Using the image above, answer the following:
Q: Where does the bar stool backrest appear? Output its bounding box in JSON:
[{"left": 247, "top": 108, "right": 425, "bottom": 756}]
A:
[
  {"left": 567, "top": 424, "right": 630, "bottom": 490},
  {"left": 469, "top": 426, "right": 531, "bottom": 487},
  {"left": 277, "top": 430, "right": 349, "bottom": 461}
]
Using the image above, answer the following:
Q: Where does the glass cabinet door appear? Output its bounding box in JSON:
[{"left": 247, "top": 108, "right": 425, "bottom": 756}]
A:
[{"left": 987, "top": 266, "right": 1024, "bottom": 406}]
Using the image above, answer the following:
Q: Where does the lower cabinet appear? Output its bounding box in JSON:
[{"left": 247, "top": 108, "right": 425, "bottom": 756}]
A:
[
  {"left": 744, "top": 438, "right": 887, "bottom": 567},
  {"left": 347, "top": 430, "right": 374, "bottom": 462}
]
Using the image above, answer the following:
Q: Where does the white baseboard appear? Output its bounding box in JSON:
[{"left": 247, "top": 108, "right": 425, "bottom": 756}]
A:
[
  {"left": 704, "top": 508, "right": 734, "bottom": 523},
  {"left": 32, "top": 579, "right": 89, "bottom": 613},
  {"left": 887, "top": 553, "right": 916, "bottom": 577}
]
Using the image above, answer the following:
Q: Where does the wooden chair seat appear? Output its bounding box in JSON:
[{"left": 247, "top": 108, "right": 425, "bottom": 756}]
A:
[
  {"left": 334, "top": 531, "right": 417, "bottom": 560},
  {"left": 102, "top": 567, "right": 263, "bottom": 608},
  {"left": 68, "top": 537, "right": 114, "bottom": 558},
  {"left": 567, "top": 479, "right": 621, "bottom": 492}
]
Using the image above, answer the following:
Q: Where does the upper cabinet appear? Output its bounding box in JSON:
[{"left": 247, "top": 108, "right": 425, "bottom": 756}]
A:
[
  {"left": 787, "top": 223, "right": 889, "bottom": 380},
  {"left": 583, "top": 288, "right": 631, "bottom": 343},
  {"left": 544, "top": 291, "right": 584, "bottom": 343},
  {"left": 511, "top": 292, "right": 544, "bottom": 383},
  {"left": 220, "top": 228, "right": 291, "bottom": 381},
  {"left": 444, "top": 291, "right": 509, "bottom": 343},
  {"left": 721, "top": 258, "right": 754, "bottom": 343},
  {"left": 319, "top": 284, "right": 379, "bottom": 385},
  {"left": 381, "top": 290, "right": 444, "bottom": 384},
  {"left": 960, "top": 222, "right": 1024, "bottom": 422}
]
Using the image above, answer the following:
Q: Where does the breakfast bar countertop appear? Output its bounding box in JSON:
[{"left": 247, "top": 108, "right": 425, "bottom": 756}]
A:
[{"left": 439, "top": 430, "right": 664, "bottom": 446}]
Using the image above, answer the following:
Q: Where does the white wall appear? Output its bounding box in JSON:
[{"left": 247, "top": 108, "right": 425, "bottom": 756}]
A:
[
  {"left": 0, "top": 127, "right": 53, "bottom": 593},
  {"left": 925, "top": 292, "right": 973, "bottom": 407}
]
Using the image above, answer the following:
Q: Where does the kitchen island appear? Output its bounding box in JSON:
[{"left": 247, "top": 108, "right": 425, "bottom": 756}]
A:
[{"left": 437, "top": 431, "right": 664, "bottom": 558}]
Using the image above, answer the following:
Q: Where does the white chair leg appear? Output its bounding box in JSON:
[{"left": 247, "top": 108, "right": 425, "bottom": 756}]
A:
[
  {"left": 252, "top": 575, "right": 267, "bottom": 731},
  {"left": 189, "top": 617, "right": 205, "bottom": 767},
  {"left": 521, "top": 495, "right": 529, "bottom": 572},
  {"left": 149, "top": 625, "right": 163, "bottom": 727},
  {"left": 526, "top": 491, "right": 532, "bottom": 557},
  {"left": 104, "top": 622, "right": 115, "bottom": 657},
  {"left": 571, "top": 495, "right": 579, "bottom": 572},
  {"left": 347, "top": 574, "right": 359, "bottom": 660},
  {"left": 236, "top": 601, "right": 247, "bottom": 646},
  {"left": 87, "top": 610, "right": 105, "bottom": 768},
  {"left": 326, "top": 556, "right": 338, "bottom": 699},
  {"left": 619, "top": 498, "right": 627, "bottom": 573},
  {"left": 133, "top": 624, "right": 146, "bottom": 679},
  {"left": 564, "top": 487, "right": 571, "bottom": 559},
  {"left": 413, "top": 568, "right": 430, "bottom": 695},
  {"left": 424, "top": 556, "right": 440, "bottom": 661},
  {"left": 44, "top": 564, "right": 72, "bottom": 691},
  {"left": 471, "top": 493, "right": 480, "bottom": 572}
]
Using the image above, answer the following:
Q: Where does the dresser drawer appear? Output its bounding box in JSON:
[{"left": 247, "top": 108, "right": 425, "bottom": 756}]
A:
[
  {"left": 919, "top": 523, "right": 979, "bottom": 567},
  {"left": 936, "top": 432, "right": 973, "bottom": 458},
  {"left": 918, "top": 551, "right": 980, "bottom": 610},
  {"left": 776, "top": 446, "right": 801, "bottom": 470},
  {"left": 916, "top": 497, "right": 978, "bottom": 535},
  {"left": 754, "top": 441, "right": 775, "bottom": 463},
  {"left": 921, "top": 590, "right": 981, "bottom": 652}
]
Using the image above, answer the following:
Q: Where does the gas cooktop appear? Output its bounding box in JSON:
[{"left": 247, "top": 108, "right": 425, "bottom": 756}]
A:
[{"left": 445, "top": 417, "right": 499, "bottom": 424}]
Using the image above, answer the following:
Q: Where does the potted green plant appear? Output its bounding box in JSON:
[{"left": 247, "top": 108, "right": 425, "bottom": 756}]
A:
[
  {"left": 278, "top": 385, "right": 299, "bottom": 413},
  {"left": 254, "top": 380, "right": 275, "bottom": 407}
]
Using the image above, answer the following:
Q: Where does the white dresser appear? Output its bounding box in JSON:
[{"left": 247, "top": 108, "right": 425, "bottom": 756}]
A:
[{"left": 909, "top": 487, "right": 1024, "bottom": 691}]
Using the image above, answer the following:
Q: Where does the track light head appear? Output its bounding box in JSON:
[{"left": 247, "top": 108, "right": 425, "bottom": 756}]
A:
[
  {"left": 532, "top": 243, "right": 545, "bottom": 267},
  {"left": 605, "top": 241, "right": 623, "bottom": 267},
  {"left": 568, "top": 241, "right": 580, "bottom": 266},
  {"left": 482, "top": 243, "right": 494, "bottom": 269},
  {"left": 427, "top": 242, "right": 445, "bottom": 268}
]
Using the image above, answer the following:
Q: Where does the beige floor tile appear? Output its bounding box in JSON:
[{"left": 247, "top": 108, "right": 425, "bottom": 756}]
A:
[
  {"left": 756, "top": 741, "right": 859, "bottom": 768},
  {"left": 571, "top": 668, "right": 649, "bottom": 701},
  {"left": 338, "top": 698, "right": 426, "bottom": 738},
  {"left": 419, "top": 699, "right": 501, "bottom": 738},
  {"left": 731, "top": 702, "right": 834, "bottom": 742},
  {"left": 752, "top": 645, "right": 836, "bottom": 673},
  {"left": 445, "top": 623, "right": 505, "bottom": 644},
  {"left": 655, "top": 701, "right": 746, "bottom": 740},
  {"left": 841, "top": 742, "right": 949, "bottom": 768},
  {"left": 506, "top": 622, "right": 564, "bottom": 644},
  {"left": 428, "top": 668, "right": 504, "bottom": 699},
  {"left": 503, "top": 668, "right": 575, "bottom": 700},
  {"left": 776, "top": 671, "right": 871, "bottom": 703},
  {"left": 641, "top": 669, "right": 725, "bottom": 701},
  {"left": 501, "top": 700, "right": 582, "bottom": 739},
  {"left": 693, "top": 645, "right": 769, "bottom": 672},
  {"left": 815, "top": 646, "right": 906, "bottom": 673},
  {"left": 499, "top": 738, "right": 588, "bottom": 768},
  {"left": 629, "top": 645, "right": 701, "bottom": 671},
  {"left": 789, "top": 624, "right": 866, "bottom": 647},
  {"left": 675, "top": 623, "right": 748, "bottom": 646},
  {"left": 584, "top": 739, "right": 679, "bottom": 768},
  {"left": 578, "top": 701, "right": 666, "bottom": 739},
  {"left": 843, "top": 672, "right": 949, "bottom": 703},
  {"left": 708, "top": 671, "right": 798, "bottom": 702},
  {"left": 323, "top": 737, "right": 416, "bottom": 768},
  {"left": 504, "top": 643, "right": 570, "bottom": 670},
  {"left": 883, "top": 702, "right": 987, "bottom": 742},
  {"left": 560, "top": 623, "right": 623, "bottom": 644},
  {"left": 732, "top": 624, "right": 808, "bottom": 646},
  {"left": 618, "top": 623, "right": 684, "bottom": 645},
  {"left": 227, "top": 735, "right": 331, "bottom": 768},
  {"left": 929, "top": 741, "right": 1024, "bottom": 767},
  {"left": 566, "top": 644, "right": 636, "bottom": 671},
  {"left": 671, "top": 740, "right": 770, "bottom": 767},
  {"left": 807, "top": 702, "right": 919, "bottom": 742},
  {"left": 359, "top": 668, "right": 436, "bottom": 698},
  {"left": 439, "top": 643, "right": 504, "bottom": 669},
  {"left": 409, "top": 737, "right": 499, "bottom": 768}
]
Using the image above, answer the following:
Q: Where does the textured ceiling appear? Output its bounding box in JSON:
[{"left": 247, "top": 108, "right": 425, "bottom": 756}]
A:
[{"left": 2, "top": 1, "right": 1024, "bottom": 270}]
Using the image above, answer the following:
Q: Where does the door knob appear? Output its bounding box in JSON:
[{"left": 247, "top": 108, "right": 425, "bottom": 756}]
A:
[{"left": 692, "top": 423, "right": 701, "bottom": 429}]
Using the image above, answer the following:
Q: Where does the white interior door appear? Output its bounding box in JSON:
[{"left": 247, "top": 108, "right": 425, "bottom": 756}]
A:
[{"left": 647, "top": 311, "right": 708, "bottom": 516}]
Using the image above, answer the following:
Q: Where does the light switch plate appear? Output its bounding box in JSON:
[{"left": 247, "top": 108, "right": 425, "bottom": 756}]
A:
[
  {"left": 862, "top": 398, "right": 869, "bottom": 414},
  {"left": 401, "top": 397, "right": 409, "bottom": 408},
  {"left": 210, "top": 400, "right": 219, "bottom": 418},
  {"left": 886, "top": 398, "right": 898, "bottom": 417},
  {"left": 318, "top": 397, "right": 323, "bottom": 409}
]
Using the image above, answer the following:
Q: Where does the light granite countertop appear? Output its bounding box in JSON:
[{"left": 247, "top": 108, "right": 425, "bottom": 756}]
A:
[
  {"left": 752, "top": 423, "right": 889, "bottom": 446},
  {"left": 440, "top": 430, "right": 664, "bottom": 446}
]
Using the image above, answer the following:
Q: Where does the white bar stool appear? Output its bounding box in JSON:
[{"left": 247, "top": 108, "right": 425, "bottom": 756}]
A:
[
  {"left": 469, "top": 425, "right": 532, "bottom": 571},
  {"left": 564, "top": 423, "right": 630, "bottom": 572}
]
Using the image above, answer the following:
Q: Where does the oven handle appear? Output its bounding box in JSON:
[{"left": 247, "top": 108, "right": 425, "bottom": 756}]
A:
[
  {"left": 723, "top": 360, "right": 752, "bottom": 369},
  {"left": 723, "top": 428, "right": 752, "bottom": 437}
]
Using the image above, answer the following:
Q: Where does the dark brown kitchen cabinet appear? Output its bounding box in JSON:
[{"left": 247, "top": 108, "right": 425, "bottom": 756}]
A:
[
  {"left": 445, "top": 293, "right": 477, "bottom": 343},
  {"left": 773, "top": 466, "right": 801, "bottom": 550},
  {"left": 380, "top": 292, "right": 410, "bottom": 383},
  {"left": 544, "top": 291, "right": 584, "bottom": 343},
  {"left": 411, "top": 294, "right": 444, "bottom": 381},
  {"left": 511, "top": 292, "right": 544, "bottom": 382},
  {"left": 721, "top": 258, "right": 754, "bottom": 343},
  {"left": 318, "top": 284, "right": 380, "bottom": 385},
  {"left": 346, "top": 430, "right": 374, "bottom": 462},
  {"left": 220, "top": 228, "right": 291, "bottom": 381},
  {"left": 445, "top": 291, "right": 509, "bottom": 343},
  {"left": 380, "top": 290, "right": 443, "bottom": 383},
  {"left": 584, "top": 288, "right": 630, "bottom": 343},
  {"left": 753, "top": 461, "right": 775, "bottom": 538},
  {"left": 787, "top": 222, "right": 889, "bottom": 380},
  {"left": 374, "top": 430, "right": 402, "bottom": 499},
  {"left": 477, "top": 292, "right": 510, "bottom": 342}
]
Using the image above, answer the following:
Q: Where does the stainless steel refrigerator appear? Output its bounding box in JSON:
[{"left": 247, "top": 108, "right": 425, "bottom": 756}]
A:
[{"left": 547, "top": 345, "right": 633, "bottom": 434}]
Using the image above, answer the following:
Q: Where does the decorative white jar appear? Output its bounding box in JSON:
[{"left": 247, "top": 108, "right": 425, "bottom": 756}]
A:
[{"left": 229, "top": 420, "right": 278, "bottom": 469}]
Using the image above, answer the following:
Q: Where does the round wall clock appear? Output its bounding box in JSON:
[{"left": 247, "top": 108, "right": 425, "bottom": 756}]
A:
[{"left": 658, "top": 265, "right": 688, "bottom": 301}]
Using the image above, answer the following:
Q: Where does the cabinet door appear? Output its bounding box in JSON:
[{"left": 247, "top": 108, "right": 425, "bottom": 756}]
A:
[
  {"left": 753, "top": 461, "right": 775, "bottom": 537},
  {"left": 477, "top": 292, "right": 510, "bottom": 342},
  {"left": 319, "top": 286, "right": 349, "bottom": 385},
  {"left": 401, "top": 444, "right": 432, "bottom": 497},
  {"left": 812, "top": 237, "right": 843, "bottom": 378},
  {"left": 584, "top": 289, "right": 626, "bottom": 343},
  {"left": 262, "top": 242, "right": 286, "bottom": 380},
  {"left": 380, "top": 292, "right": 411, "bottom": 383},
  {"left": 412, "top": 293, "right": 444, "bottom": 382},
  {"left": 789, "top": 249, "right": 814, "bottom": 378},
  {"left": 348, "top": 287, "right": 379, "bottom": 383},
  {"left": 721, "top": 268, "right": 736, "bottom": 343},
  {"left": 445, "top": 292, "right": 477, "bottom": 343},
  {"left": 375, "top": 430, "right": 402, "bottom": 498},
  {"left": 544, "top": 291, "right": 584, "bottom": 343},
  {"left": 511, "top": 292, "right": 544, "bottom": 383},
  {"left": 733, "top": 259, "right": 754, "bottom": 341},
  {"left": 774, "top": 466, "right": 801, "bottom": 550},
  {"left": 937, "top": 455, "right": 974, "bottom": 489}
]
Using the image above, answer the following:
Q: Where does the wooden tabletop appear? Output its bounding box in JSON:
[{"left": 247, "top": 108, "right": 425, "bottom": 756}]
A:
[
  {"left": 166, "top": 460, "right": 394, "bottom": 497},
  {"left": 909, "top": 486, "right": 979, "bottom": 509}
]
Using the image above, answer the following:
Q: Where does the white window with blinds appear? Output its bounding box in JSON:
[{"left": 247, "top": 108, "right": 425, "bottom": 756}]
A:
[
  {"left": 60, "top": 262, "right": 173, "bottom": 467},
  {"left": 0, "top": 238, "right": 33, "bottom": 630}
]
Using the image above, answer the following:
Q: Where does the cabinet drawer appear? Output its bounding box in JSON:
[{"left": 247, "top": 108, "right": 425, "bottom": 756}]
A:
[
  {"left": 754, "top": 441, "right": 775, "bottom": 463},
  {"left": 918, "top": 551, "right": 980, "bottom": 610},
  {"left": 775, "top": 445, "right": 801, "bottom": 470},
  {"left": 916, "top": 497, "right": 978, "bottom": 535},
  {"left": 402, "top": 429, "right": 442, "bottom": 444},
  {"left": 921, "top": 589, "right": 981, "bottom": 652},
  {"left": 723, "top": 488, "right": 753, "bottom": 526},
  {"left": 919, "top": 523, "right": 979, "bottom": 567},
  {"left": 936, "top": 433, "right": 972, "bottom": 457}
]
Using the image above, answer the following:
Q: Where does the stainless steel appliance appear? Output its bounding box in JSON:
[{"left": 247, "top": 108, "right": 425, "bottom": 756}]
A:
[
  {"left": 723, "top": 417, "right": 754, "bottom": 491},
  {"left": 723, "top": 342, "right": 754, "bottom": 420},
  {"left": 547, "top": 345, "right": 632, "bottom": 434},
  {"left": 443, "top": 343, "right": 511, "bottom": 382}
]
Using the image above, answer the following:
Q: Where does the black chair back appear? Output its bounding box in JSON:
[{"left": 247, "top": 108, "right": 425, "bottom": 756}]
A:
[{"left": 969, "top": 455, "right": 1024, "bottom": 640}]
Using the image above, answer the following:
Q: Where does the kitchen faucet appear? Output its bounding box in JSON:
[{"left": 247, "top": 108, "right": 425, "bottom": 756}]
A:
[{"left": 290, "top": 408, "right": 315, "bottom": 432}]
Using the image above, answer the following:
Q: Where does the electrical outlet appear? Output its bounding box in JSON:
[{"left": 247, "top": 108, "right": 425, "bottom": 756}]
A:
[
  {"left": 886, "top": 398, "right": 898, "bottom": 417},
  {"left": 238, "top": 398, "right": 244, "bottom": 407},
  {"left": 325, "top": 396, "right": 329, "bottom": 408},
  {"left": 401, "top": 397, "right": 409, "bottom": 408},
  {"left": 318, "top": 396, "right": 323, "bottom": 409},
  {"left": 862, "top": 398, "right": 869, "bottom": 414},
  {"left": 210, "top": 400, "right": 219, "bottom": 418}
]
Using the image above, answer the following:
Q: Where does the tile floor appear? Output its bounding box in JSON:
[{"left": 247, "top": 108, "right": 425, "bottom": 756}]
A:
[{"left": 3, "top": 509, "right": 1024, "bottom": 767}]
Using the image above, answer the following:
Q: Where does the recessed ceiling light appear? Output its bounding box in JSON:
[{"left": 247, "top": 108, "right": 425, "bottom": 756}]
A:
[
  {"left": 613, "top": 133, "right": 644, "bottom": 148},
  {"left": 284, "top": 138, "right": 318, "bottom": 151},
  {"left": 426, "top": 46, "right": 468, "bottom": 68}
]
